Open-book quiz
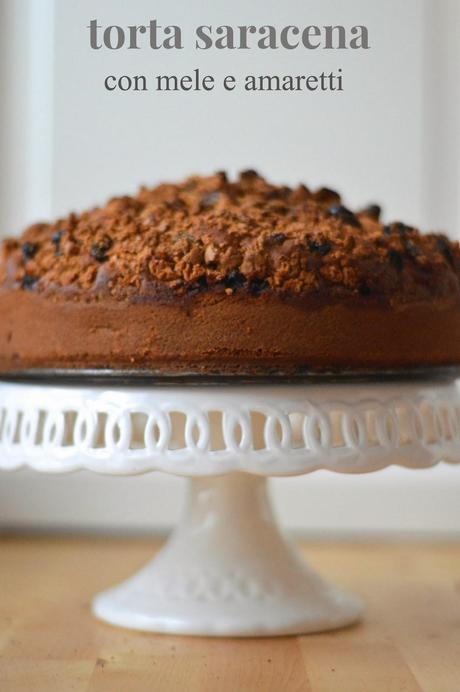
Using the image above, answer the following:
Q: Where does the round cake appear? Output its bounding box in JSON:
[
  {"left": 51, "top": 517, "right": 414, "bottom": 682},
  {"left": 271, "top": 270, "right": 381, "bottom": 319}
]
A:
[{"left": 1, "top": 170, "right": 460, "bottom": 376}]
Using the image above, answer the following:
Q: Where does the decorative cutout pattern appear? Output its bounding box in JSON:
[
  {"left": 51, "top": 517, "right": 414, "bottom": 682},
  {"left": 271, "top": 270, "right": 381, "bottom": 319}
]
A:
[{"left": 0, "top": 382, "right": 459, "bottom": 475}]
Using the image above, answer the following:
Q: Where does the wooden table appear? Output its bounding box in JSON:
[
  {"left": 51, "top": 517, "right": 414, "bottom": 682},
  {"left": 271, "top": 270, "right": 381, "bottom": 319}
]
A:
[{"left": 0, "top": 536, "right": 459, "bottom": 691}]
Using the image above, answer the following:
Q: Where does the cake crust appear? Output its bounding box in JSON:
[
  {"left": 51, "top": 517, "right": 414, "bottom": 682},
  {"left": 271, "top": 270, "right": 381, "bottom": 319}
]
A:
[
  {"left": 0, "top": 290, "right": 460, "bottom": 376},
  {"left": 1, "top": 171, "right": 460, "bottom": 375}
]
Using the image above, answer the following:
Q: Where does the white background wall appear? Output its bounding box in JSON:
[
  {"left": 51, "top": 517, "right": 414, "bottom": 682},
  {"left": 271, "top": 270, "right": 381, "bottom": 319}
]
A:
[{"left": 0, "top": 0, "right": 459, "bottom": 535}]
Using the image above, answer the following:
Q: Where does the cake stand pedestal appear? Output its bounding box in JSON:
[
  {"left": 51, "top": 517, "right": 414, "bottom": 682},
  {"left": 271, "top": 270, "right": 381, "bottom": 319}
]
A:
[
  {"left": 1, "top": 376, "right": 459, "bottom": 636},
  {"left": 94, "top": 473, "right": 360, "bottom": 635}
]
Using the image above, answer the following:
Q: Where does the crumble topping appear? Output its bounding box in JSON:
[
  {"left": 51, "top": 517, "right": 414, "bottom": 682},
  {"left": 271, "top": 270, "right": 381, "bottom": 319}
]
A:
[{"left": 1, "top": 171, "right": 459, "bottom": 304}]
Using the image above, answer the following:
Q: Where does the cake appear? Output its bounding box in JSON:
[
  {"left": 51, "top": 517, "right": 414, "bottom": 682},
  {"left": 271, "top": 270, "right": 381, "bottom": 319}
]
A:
[{"left": 0, "top": 170, "right": 460, "bottom": 376}]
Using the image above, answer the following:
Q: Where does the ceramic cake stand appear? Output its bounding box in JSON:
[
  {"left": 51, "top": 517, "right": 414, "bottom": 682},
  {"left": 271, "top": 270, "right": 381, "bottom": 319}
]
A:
[{"left": 1, "top": 374, "right": 460, "bottom": 637}]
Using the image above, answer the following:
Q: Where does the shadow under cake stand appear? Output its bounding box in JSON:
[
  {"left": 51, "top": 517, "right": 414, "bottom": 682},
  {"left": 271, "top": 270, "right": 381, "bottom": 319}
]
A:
[{"left": 0, "top": 372, "right": 459, "bottom": 637}]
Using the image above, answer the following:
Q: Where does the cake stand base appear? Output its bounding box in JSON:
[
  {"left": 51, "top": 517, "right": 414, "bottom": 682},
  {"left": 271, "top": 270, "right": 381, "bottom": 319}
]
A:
[{"left": 92, "top": 474, "right": 362, "bottom": 636}]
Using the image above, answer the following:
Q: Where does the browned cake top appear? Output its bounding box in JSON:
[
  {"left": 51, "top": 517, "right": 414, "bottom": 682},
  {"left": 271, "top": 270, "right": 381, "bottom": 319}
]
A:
[{"left": 1, "top": 170, "right": 460, "bottom": 304}]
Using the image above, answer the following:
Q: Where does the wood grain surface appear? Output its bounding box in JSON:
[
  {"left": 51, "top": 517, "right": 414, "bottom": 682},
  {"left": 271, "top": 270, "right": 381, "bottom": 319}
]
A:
[{"left": 0, "top": 536, "right": 459, "bottom": 691}]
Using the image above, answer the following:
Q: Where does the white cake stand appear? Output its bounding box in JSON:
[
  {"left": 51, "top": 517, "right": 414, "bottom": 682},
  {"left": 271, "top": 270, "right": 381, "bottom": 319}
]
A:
[{"left": 1, "top": 375, "right": 459, "bottom": 636}]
